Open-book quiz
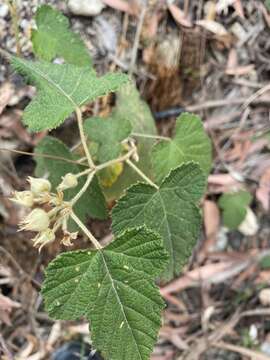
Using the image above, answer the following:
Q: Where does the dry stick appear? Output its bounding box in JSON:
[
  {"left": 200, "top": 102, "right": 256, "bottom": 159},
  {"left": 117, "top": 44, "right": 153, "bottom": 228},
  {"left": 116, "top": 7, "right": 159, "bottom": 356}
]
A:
[
  {"left": 213, "top": 342, "right": 270, "bottom": 360},
  {"left": 242, "top": 83, "right": 270, "bottom": 110},
  {"left": 0, "top": 147, "right": 89, "bottom": 167},
  {"left": 129, "top": 4, "right": 147, "bottom": 75},
  {"left": 126, "top": 159, "right": 159, "bottom": 189},
  {"left": 70, "top": 211, "right": 102, "bottom": 250}
]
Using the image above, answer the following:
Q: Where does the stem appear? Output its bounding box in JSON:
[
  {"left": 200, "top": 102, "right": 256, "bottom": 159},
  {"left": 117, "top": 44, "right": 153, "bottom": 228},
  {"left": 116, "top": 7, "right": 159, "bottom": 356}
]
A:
[
  {"left": 131, "top": 133, "right": 170, "bottom": 141},
  {"left": 7, "top": 0, "right": 21, "bottom": 56},
  {"left": 0, "top": 147, "right": 89, "bottom": 167},
  {"left": 126, "top": 159, "right": 159, "bottom": 189},
  {"left": 96, "top": 148, "right": 136, "bottom": 172},
  {"left": 71, "top": 211, "right": 102, "bottom": 249},
  {"left": 71, "top": 171, "right": 95, "bottom": 205},
  {"left": 74, "top": 148, "right": 137, "bottom": 179},
  {"left": 75, "top": 107, "right": 95, "bottom": 169}
]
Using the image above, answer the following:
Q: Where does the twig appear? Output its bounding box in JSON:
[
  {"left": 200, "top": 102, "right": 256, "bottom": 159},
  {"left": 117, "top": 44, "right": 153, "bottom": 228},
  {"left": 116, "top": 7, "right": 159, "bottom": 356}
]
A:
[
  {"left": 213, "top": 341, "right": 270, "bottom": 360},
  {"left": 242, "top": 83, "right": 270, "bottom": 110},
  {"left": 70, "top": 211, "right": 102, "bottom": 250},
  {"left": 129, "top": 4, "right": 147, "bottom": 75},
  {"left": 126, "top": 159, "right": 159, "bottom": 189},
  {"left": 0, "top": 147, "right": 88, "bottom": 167}
]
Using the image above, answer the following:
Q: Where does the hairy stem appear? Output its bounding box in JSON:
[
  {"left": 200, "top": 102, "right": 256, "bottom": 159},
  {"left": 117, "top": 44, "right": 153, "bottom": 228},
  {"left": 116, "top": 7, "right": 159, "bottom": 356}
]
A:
[
  {"left": 126, "top": 159, "right": 159, "bottom": 189},
  {"left": 75, "top": 107, "right": 95, "bottom": 169},
  {"left": 71, "top": 171, "right": 95, "bottom": 205},
  {"left": 75, "top": 148, "right": 137, "bottom": 179},
  {"left": 0, "top": 147, "right": 89, "bottom": 167},
  {"left": 71, "top": 211, "right": 102, "bottom": 249}
]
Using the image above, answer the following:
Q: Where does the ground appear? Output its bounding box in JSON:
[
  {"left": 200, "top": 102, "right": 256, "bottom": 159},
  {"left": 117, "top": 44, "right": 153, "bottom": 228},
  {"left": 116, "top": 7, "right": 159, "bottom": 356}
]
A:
[{"left": 0, "top": 0, "right": 270, "bottom": 359}]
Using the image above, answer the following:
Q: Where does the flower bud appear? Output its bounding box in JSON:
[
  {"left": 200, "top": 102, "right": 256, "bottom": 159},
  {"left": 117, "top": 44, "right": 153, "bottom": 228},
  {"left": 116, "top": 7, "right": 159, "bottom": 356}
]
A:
[
  {"left": 28, "top": 177, "right": 51, "bottom": 194},
  {"left": 19, "top": 208, "right": 50, "bottom": 232},
  {"left": 32, "top": 229, "right": 55, "bottom": 250},
  {"left": 10, "top": 191, "right": 34, "bottom": 208},
  {"left": 57, "top": 173, "right": 78, "bottom": 191}
]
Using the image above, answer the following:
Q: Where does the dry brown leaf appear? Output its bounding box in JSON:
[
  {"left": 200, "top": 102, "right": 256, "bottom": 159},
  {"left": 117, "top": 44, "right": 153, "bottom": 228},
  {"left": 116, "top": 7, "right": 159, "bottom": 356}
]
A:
[
  {"left": 256, "top": 168, "right": 270, "bottom": 211},
  {"left": 167, "top": 3, "right": 192, "bottom": 28},
  {"left": 102, "top": 0, "right": 139, "bottom": 15},
  {"left": 203, "top": 200, "right": 220, "bottom": 253},
  {"left": 160, "top": 259, "right": 250, "bottom": 295},
  {"left": 233, "top": 0, "right": 244, "bottom": 18},
  {"left": 0, "top": 82, "right": 14, "bottom": 115},
  {"left": 196, "top": 20, "right": 228, "bottom": 36},
  {"left": 226, "top": 64, "right": 255, "bottom": 76}
]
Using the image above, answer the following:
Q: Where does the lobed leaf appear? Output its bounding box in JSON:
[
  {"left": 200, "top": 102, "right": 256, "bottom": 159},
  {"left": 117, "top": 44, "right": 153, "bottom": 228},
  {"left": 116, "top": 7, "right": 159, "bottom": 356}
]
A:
[
  {"left": 84, "top": 115, "right": 132, "bottom": 163},
  {"left": 32, "top": 5, "right": 92, "bottom": 67},
  {"left": 11, "top": 57, "right": 128, "bottom": 131},
  {"left": 218, "top": 190, "right": 252, "bottom": 229},
  {"left": 151, "top": 113, "right": 212, "bottom": 183},
  {"left": 103, "top": 82, "right": 157, "bottom": 200},
  {"left": 42, "top": 227, "right": 168, "bottom": 360},
  {"left": 35, "top": 136, "right": 107, "bottom": 223},
  {"left": 112, "top": 162, "right": 206, "bottom": 280}
]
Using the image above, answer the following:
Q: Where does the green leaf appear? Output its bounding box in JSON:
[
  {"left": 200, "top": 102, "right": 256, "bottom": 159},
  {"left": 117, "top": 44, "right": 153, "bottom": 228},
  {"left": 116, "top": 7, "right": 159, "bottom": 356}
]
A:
[
  {"left": 84, "top": 116, "right": 132, "bottom": 162},
  {"left": 11, "top": 57, "right": 128, "bottom": 131},
  {"left": 260, "top": 255, "right": 270, "bottom": 270},
  {"left": 42, "top": 226, "right": 168, "bottom": 360},
  {"left": 31, "top": 5, "right": 92, "bottom": 67},
  {"left": 112, "top": 162, "right": 206, "bottom": 280},
  {"left": 152, "top": 113, "right": 212, "bottom": 184},
  {"left": 35, "top": 136, "right": 107, "bottom": 223},
  {"left": 103, "top": 83, "right": 157, "bottom": 200},
  {"left": 218, "top": 190, "right": 252, "bottom": 229}
]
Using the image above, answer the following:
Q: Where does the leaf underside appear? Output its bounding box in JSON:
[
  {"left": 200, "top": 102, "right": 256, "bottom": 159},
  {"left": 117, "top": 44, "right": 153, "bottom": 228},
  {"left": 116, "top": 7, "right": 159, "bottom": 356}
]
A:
[
  {"left": 42, "top": 227, "right": 168, "bottom": 360},
  {"left": 112, "top": 162, "right": 206, "bottom": 281},
  {"left": 32, "top": 5, "right": 92, "bottom": 66},
  {"left": 103, "top": 82, "right": 157, "bottom": 200},
  {"left": 84, "top": 115, "right": 132, "bottom": 163},
  {"left": 152, "top": 112, "right": 212, "bottom": 184},
  {"left": 35, "top": 136, "right": 107, "bottom": 223},
  {"left": 218, "top": 190, "right": 252, "bottom": 229},
  {"left": 11, "top": 57, "right": 128, "bottom": 131}
]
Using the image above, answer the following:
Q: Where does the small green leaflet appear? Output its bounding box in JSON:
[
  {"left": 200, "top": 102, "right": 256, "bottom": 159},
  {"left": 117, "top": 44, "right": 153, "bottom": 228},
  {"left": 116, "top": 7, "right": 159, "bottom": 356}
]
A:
[
  {"left": 32, "top": 5, "right": 92, "bottom": 67},
  {"left": 11, "top": 57, "right": 128, "bottom": 131},
  {"left": 152, "top": 113, "right": 212, "bottom": 184},
  {"left": 35, "top": 136, "right": 107, "bottom": 223},
  {"left": 84, "top": 116, "right": 132, "bottom": 162},
  {"left": 218, "top": 190, "right": 252, "bottom": 229},
  {"left": 112, "top": 162, "right": 206, "bottom": 280},
  {"left": 42, "top": 227, "right": 168, "bottom": 360},
  {"left": 104, "top": 82, "right": 157, "bottom": 200}
]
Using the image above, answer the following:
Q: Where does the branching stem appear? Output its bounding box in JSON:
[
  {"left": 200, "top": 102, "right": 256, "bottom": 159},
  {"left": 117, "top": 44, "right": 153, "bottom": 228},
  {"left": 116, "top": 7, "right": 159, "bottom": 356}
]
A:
[
  {"left": 71, "top": 171, "right": 95, "bottom": 205},
  {"left": 71, "top": 211, "right": 102, "bottom": 250},
  {"left": 126, "top": 159, "right": 159, "bottom": 189}
]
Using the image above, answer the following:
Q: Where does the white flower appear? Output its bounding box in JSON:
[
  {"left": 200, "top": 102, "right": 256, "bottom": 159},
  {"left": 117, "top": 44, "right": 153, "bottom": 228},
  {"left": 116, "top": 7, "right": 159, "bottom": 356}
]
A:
[
  {"left": 19, "top": 208, "right": 50, "bottom": 232},
  {"left": 61, "top": 231, "right": 78, "bottom": 246},
  {"left": 57, "top": 173, "right": 78, "bottom": 191},
  {"left": 32, "top": 229, "right": 55, "bottom": 250},
  {"left": 10, "top": 191, "right": 34, "bottom": 207},
  {"left": 28, "top": 176, "right": 51, "bottom": 194}
]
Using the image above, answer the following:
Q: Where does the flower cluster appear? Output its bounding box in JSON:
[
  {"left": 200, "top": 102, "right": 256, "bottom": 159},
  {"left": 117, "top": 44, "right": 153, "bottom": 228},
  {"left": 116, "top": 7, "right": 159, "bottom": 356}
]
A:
[{"left": 10, "top": 174, "right": 79, "bottom": 250}]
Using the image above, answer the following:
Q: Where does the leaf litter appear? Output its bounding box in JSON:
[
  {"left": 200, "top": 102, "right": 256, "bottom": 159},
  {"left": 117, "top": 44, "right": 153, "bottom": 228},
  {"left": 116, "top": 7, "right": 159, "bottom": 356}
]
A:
[{"left": 0, "top": 0, "right": 270, "bottom": 359}]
